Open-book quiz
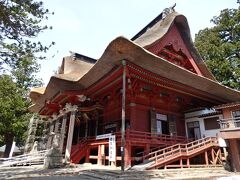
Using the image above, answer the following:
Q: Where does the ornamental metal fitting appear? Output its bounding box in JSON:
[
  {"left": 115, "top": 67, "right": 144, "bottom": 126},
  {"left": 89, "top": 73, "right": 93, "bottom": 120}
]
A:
[
  {"left": 52, "top": 113, "right": 58, "bottom": 120},
  {"left": 162, "top": 3, "right": 176, "bottom": 19},
  {"left": 64, "top": 103, "right": 78, "bottom": 112},
  {"left": 122, "top": 59, "right": 126, "bottom": 66}
]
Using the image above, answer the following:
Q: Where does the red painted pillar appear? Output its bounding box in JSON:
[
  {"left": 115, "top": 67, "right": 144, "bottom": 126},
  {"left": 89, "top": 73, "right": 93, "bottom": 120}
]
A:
[
  {"left": 180, "top": 158, "right": 183, "bottom": 168},
  {"left": 97, "top": 145, "right": 102, "bottom": 165},
  {"left": 85, "top": 148, "right": 90, "bottom": 163},
  {"left": 229, "top": 139, "right": 240, "bottom": 171},
  {"left": 187, "top": 158, "right": 190, "bottom": 168},
  {"left": 145, "top": 144, "right": 150, "bottom": 153},
  {"left": 129, "top": 103, "right": 137, "bottom": 130},
  {"left": 143, "top": 144, "right": 150, "bottom": 162},
  {"left": 205, "top": 151, "right": 209, "bottom": 166},
  {"left": 211, "top": 148, "right": 215, "bottom": 165},
  {"left": 124, "top": 143, "right": 132, "bottom": 168}
]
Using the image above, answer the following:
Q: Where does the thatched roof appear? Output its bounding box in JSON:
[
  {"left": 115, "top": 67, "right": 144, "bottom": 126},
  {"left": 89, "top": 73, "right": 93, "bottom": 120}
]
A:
[
  {"left": 29, "top": 55, "right": 95, "bottom": 112},
  {"left": 132, "top": 12, "right": 215, "bottom": 80},
  {"left": 29, "top": 12, "right": 240, "bottom": 113},
  {"left": 29, "top": 36, "right": 240, "bottom": 113}
]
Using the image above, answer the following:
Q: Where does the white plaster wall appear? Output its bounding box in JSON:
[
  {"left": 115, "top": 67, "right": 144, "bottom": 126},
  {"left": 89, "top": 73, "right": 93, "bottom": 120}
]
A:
[{"left": 185, "top": 113, "right": 223, "bottom": 138}]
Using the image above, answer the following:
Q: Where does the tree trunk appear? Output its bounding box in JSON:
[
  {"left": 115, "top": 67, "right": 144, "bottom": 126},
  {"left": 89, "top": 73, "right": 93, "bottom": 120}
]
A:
[{"left": 4, "top": 134, "right": 14, "bottom": 158}]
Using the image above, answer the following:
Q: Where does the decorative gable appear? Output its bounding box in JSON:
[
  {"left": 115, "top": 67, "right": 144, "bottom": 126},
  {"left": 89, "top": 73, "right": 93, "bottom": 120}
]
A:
[{"left": 147, "top": 23, "right": 203, "bottom": 76}]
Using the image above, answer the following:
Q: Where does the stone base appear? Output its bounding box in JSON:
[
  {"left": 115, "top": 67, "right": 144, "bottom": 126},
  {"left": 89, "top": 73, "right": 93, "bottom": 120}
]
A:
[{"left": 44, "top": 148, "right": 63, "bottom": 169}]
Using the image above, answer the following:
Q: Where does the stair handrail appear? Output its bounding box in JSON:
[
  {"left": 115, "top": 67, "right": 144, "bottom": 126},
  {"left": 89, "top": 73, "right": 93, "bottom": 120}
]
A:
[
  {"left": 150, "top": 144, "right": 185, "bottom": 163},
  {"left": 0, "top": 150, "right": 47, "bottom": 167},
  {"left": 145, "top": 137, "right": 217, "bottom": 161},
  {"left": 143, "top": 142, "right": 183, "bottom": 161},
  {"left": 137, "top": 144, "right": 167, "bottom": 157},
  {"left": 148, "top": 137, "right": 218, "bottom": 163}
]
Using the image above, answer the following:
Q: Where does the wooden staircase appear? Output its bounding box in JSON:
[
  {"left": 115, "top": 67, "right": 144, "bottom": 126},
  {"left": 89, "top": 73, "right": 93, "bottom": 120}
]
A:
[
  {"left": 0, "top": 150, "right": 47, "bottom": 167},
  {"left": 69, "top": 130, "right": 191, "bottom": 165},
  {"left": 133, "top": 137, "right": 220, "bottom": 170},
  {"left": 71, "top": 138, "right": 89, "bottom": 163}
]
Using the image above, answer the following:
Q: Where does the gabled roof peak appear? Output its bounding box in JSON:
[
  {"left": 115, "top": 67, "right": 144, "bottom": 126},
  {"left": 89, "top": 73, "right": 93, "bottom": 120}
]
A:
[
  {"left": 69, "top": 51, "right": 96, "bottom": 64},
  {"left": 131, "top": 3, "right": 177, "bottom": 41},
  {"left": 162, "top": 3, "right": 176, "bottom": 19}
]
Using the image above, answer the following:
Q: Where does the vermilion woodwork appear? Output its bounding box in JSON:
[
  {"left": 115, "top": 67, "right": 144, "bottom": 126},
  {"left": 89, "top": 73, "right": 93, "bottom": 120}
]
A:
[{"left": 147, "top": 24, "right": 203, "bottom": 76}]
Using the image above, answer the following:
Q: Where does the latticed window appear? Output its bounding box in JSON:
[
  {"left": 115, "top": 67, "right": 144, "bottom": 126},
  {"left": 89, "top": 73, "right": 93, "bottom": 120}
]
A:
[
  {"left": 232, "top": 110, "right": 240, "bottom": 127},
  {"left": 232, "top": 110, "right": 240, "bottom": 119}
]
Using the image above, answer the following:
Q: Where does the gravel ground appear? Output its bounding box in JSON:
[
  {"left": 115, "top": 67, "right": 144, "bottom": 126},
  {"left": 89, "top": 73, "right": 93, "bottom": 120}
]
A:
[{"left": 0, "top": 164, "right": 240, "bottom": 180}]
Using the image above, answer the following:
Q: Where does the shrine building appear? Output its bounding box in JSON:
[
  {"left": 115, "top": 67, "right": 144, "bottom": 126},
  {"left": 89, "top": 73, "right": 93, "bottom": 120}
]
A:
[{"left": 29, "top": 9, "right": 240, "bottom": 170}]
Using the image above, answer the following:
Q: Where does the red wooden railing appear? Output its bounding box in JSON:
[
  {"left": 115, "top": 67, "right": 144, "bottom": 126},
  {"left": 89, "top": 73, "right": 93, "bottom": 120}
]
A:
[
  {"left": 125, "top": 129, "right": 190, "bottom": 145},
  {"left": 144, "top": 137, "right": 218, "bottom": 169},
  {"left": 72, "top": 129, "right": 189, "bottom": 147},
  {"left": 70, "top": 129, "right": 191, "bottom": 164}
]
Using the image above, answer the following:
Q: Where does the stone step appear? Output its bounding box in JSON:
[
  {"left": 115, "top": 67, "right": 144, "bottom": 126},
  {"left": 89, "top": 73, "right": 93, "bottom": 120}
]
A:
[
  {"left": 80, "top": 171, "right": 119, "bottom": 179},
  {"left": 131, "top": 160, "right": 155, "bottom": 170},
  {"left": 76, "top": 168, "right": 232, "bottom": 180}
]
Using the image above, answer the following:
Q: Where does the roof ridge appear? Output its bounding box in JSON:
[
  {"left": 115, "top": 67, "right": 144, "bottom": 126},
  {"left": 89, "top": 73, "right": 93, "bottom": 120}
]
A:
[
  {"left": 131, "top": 12, "right": 163, "bottom": 41},
  {"left": 131, "top": 4, "right": 177, "bottom": 41}
]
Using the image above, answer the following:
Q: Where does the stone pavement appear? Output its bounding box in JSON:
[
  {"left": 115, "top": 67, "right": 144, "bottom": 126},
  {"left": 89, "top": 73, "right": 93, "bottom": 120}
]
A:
[{"left": 0, "top": 164, "right": 240, "bottom": 180}]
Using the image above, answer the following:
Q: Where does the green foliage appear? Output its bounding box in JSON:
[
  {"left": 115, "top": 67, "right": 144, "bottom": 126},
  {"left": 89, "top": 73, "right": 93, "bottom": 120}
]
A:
[
  {"left": 0, "top": 75, "right": 30, "bottom": 146},
  {"left": 0, "top": 0, "right": 54, "bottom": 70},
  {"left": 0, "top": 0, "right": 52, "bottom": 154},
  {"left": 12, "top": 54, "right": 43, "bottom": 92},
  {"left": 195, "top": 4, "right": 240, "bottom": 89}
]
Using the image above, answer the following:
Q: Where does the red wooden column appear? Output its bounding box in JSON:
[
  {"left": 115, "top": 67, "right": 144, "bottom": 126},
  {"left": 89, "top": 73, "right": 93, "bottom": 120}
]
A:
[
  {"left": 121, "top": 60, "right": 126, "bottom": 171},
  {"left": 97, "top": 145, "right": 105, "bottom": 165},
  {"left": 180, "top": 158, "right": 183, "bottom": 168},
  {"left": 85, "top": 148, "right": 90, "bottom": 163},
  {"left": 186, "top": 158, "right": 190, "bottom": 168},
  {"left": 229, "top": 139, "right": 240, "bottom": 171},
  {"left": 205, "top": 151, "right": 209, "bottom": 166},
  {"left": 124, "top": 143, "right": 132, "bottom": 168},
  {"left": 211, "top": 148, "right": 215, "bottom": 165},
  {"left": 145, "top": 144, "right": 150, "bottom": 154},
  {"left": 129, "top": 102, "right": 137, "bottom": 130},
  {"left": 97, "top": 145, "right": 102, "bottom": 165}
]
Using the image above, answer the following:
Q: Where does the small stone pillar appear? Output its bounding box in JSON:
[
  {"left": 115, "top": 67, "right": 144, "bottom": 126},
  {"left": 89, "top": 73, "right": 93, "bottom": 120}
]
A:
[{"left": 44, "top": 134, "right": 63, "bottom": 169}]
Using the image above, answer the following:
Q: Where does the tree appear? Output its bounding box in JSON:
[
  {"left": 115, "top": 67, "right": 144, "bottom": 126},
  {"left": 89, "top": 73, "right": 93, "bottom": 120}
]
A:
[
  {"left": 0, "top": 55, "right": 43, "bottom": 157},
  {"left": 194, "top": 3, "right": 240, "bottom": 89},
  {"left": 0, "top": 0, "right": 54, "bottom": 70},
  {"left": 0, "top": 0, "right": 52, "bottom": 157},
  {"left": 0, "top": 75, "right": 29, "bottom": 157}
]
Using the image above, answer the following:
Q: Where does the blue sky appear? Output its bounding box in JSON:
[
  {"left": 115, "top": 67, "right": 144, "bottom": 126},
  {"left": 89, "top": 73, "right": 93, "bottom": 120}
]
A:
[{"left": 38, "top": 0, "right": 237, "bottom": 85}]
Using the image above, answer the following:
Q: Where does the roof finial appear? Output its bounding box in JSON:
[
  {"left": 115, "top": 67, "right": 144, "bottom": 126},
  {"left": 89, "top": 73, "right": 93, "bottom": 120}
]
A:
[
  {"left": 162, "top": 3, "right": 176, "bottom": 19},
  {"left": 69, "top": 51, "right": 76, "bottom": 60}
]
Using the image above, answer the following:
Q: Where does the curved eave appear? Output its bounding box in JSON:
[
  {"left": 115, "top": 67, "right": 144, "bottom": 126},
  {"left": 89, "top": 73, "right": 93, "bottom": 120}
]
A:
[
  {"left": 78, "top": 36, "right": 240, "bottom": 102},
  {"left": 29, "top": 73, "right": 85, "bottom": 113},
  {"left": 30, "top": 87, "right": 46, "bottom": 103},
  {"left": 31, "top": 36, "right": 240, "bottom": 113}
]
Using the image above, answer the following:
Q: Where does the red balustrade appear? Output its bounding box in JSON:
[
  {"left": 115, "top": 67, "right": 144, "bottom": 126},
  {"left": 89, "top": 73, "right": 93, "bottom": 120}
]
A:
[{"left": 144, "top": 137, "right": 219, "bottom": 169}]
